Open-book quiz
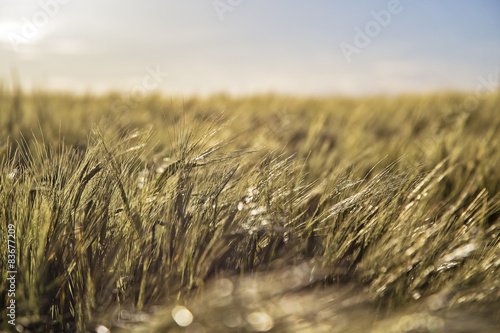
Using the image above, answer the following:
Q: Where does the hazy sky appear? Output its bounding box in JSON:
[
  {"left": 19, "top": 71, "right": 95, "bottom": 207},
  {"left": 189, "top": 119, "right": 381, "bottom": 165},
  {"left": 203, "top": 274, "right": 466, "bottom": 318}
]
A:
[{"left": 0, "top": 0, "right": 499, "bottom": 96}]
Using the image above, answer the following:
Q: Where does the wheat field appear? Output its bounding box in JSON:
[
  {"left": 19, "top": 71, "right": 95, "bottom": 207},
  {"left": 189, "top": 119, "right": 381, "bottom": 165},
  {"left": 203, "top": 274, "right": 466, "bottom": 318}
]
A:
[{"left": 1, "top": 88, "right": 499, "bottom": 332}]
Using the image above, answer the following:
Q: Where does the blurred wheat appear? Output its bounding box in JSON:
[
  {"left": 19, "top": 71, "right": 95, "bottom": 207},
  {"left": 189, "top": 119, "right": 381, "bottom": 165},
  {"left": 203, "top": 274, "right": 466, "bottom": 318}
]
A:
[{"left": 0, "top": 89, "right": 499, "bottom": 332}]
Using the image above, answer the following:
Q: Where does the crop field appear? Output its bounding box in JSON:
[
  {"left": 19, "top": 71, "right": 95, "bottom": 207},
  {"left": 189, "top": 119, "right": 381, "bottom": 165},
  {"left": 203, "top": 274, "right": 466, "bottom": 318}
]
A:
[{"left": 1, "top": 88, "right": 500, "bottom": 332}]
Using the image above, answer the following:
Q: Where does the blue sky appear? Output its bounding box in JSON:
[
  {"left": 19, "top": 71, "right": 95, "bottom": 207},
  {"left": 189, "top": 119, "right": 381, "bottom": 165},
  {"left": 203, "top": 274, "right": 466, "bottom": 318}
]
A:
[{"left": 0, "top": 0, "right": 499, "bottom": 96}]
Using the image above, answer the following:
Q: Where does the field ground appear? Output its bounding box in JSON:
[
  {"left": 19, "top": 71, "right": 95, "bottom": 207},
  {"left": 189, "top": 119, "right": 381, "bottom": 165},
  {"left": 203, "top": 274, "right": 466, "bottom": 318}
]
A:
[{"left": 1, "top": 88, "right": 500, "bottom": 332}]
